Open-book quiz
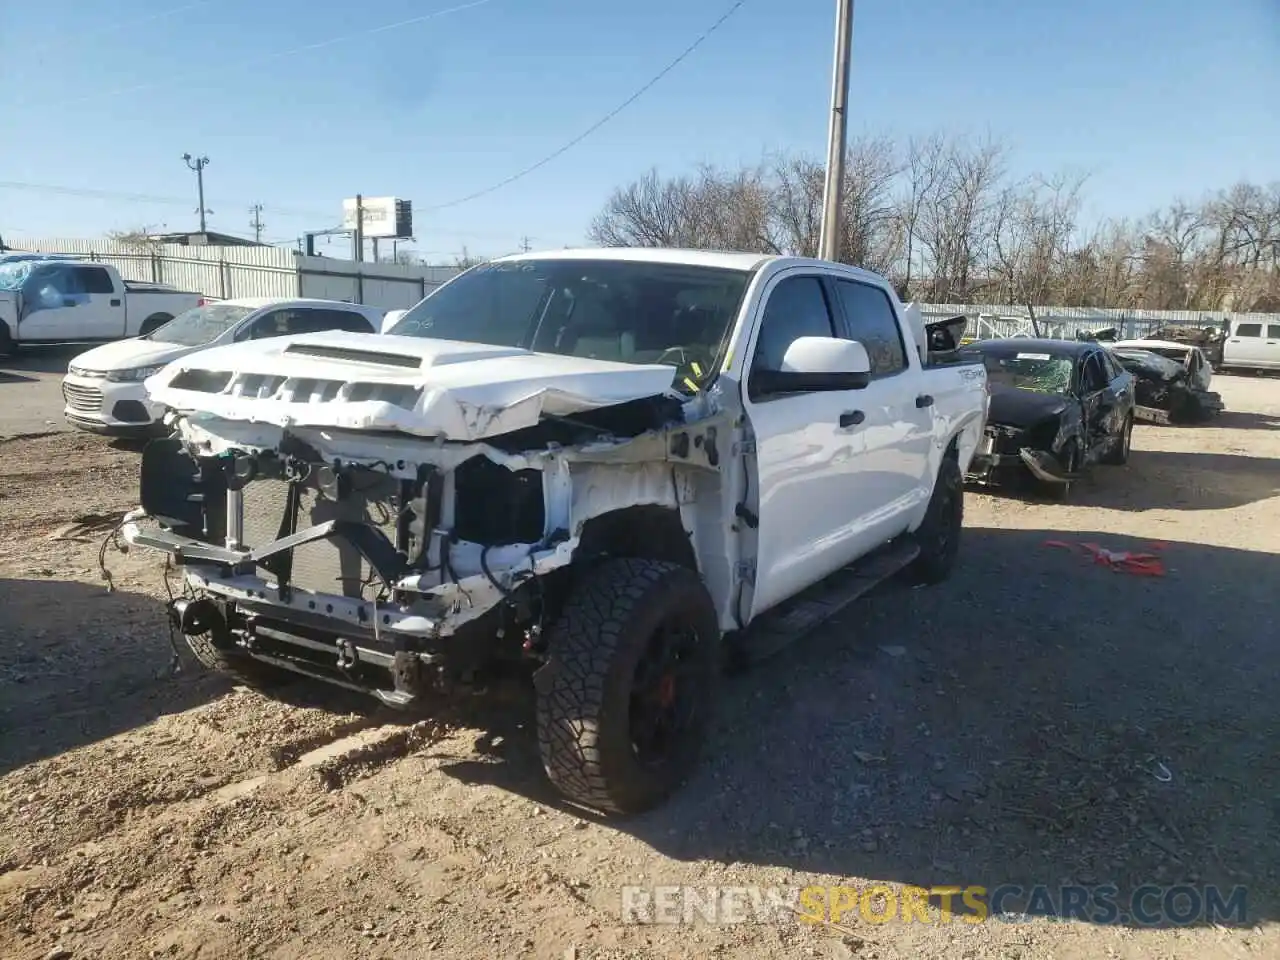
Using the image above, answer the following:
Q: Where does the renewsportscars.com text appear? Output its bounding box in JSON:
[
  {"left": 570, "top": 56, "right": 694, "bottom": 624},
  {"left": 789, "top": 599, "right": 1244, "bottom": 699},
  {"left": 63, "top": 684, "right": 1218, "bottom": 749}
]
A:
[{"left": 619, "top": 884, "right": 1249, "bottom": 927}]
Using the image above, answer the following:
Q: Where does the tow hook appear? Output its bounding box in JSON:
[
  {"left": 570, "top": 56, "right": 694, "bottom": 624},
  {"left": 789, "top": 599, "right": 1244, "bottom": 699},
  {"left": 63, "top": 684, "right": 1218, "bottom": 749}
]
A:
[{"left": 336, "top": 638, "right": 358, "bottom": 671}]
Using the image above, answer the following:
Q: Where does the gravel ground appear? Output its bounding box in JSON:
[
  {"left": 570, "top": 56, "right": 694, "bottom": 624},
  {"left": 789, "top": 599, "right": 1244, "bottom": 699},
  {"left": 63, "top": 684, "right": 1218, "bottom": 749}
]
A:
[{"left": 1, "top": 376, "right": 1278, "bottom": 960}]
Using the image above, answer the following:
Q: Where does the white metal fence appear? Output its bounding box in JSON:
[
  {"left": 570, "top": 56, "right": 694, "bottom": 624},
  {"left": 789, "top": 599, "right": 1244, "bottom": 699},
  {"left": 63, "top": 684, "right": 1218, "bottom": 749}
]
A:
[
  {"left": 14, "top": 238, "right": 463, "bottom": 311},
  {"left": 917, "top": 302, "right": 1280, "bottom": 341}
]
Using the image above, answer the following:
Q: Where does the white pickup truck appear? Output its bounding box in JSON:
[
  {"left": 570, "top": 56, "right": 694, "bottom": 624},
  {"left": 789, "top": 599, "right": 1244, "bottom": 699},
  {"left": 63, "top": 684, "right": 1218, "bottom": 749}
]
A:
[
  {"left": 0, "top": 259, "right": 202, "bottom": 357},
  {"left": 121, "top": 248, "right": 988, "bottom": 814}
]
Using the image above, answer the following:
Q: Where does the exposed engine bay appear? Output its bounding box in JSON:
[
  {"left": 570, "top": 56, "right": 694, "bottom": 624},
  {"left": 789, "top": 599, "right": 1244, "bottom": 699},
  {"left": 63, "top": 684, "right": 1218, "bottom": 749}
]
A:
[
  {"left": 124, "top": 390, "right": 730, "bottom": 706},
  {"left": 1110, "top": 343, "right": 1224, "bottom": 424}
]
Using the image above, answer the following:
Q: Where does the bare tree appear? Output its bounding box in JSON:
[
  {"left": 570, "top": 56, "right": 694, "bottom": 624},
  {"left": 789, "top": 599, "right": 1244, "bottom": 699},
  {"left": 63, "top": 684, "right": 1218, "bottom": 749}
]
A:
[{"left": 588, "top": 140, "right": 1279, "bottom": 312}]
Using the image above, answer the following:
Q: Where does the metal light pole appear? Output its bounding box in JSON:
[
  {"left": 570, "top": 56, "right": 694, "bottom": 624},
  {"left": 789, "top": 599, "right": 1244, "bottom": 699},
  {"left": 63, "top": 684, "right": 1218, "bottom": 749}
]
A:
[
  {"left": 818, "top": 0, "right": 854, "bottom": 262},
  {"left": 183, "top": 153, "right": 211, "bottom": 233}
]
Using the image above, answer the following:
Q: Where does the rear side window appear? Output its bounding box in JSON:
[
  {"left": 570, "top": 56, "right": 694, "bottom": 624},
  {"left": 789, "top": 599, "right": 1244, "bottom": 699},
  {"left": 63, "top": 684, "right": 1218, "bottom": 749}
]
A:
[
  {"left": 832, "top": 279, "right": 907, "bottom": 376},
  {"left": 1268, "top": 325, "right": 1280, "bottom": 339},
  {"left": 76, "top": 267, "right": 115, "bottom": 294},
  {"left": 1235, "top": 323, "right": 1262, "bottom": 337},
  {"left": 751, "top": 276, "right": 835, "bottom": 376},
  {"left": 292, "top": 308, "right": 375, "bottom": 334}
]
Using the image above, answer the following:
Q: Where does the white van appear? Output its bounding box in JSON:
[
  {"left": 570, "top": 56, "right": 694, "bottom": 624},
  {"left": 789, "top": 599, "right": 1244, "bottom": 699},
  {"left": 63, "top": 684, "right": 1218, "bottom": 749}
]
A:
[{"left": 1221, "top": 318, "right": 1280, "bottom": 372}]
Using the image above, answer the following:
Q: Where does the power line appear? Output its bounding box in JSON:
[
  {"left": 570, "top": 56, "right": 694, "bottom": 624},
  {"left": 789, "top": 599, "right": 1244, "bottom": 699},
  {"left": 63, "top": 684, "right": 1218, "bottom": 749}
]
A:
[
  {"left": 0, "top": 178, "right": 519, "bottom": 240},
  {"left": 22, "top": 1, "right": 219, "bottom": 57},
  {"left": 26, "top": 0, "right": 498, "bottom": 110},
  {"left": 425, "top": 0, "right": 749, "bottom": 212}
]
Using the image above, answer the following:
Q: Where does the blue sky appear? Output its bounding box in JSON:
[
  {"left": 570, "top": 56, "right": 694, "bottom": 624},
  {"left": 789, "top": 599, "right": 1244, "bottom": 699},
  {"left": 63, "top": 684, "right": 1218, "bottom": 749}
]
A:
[{"left": 1, "top": 0, "right": 1276, "bottom": 261}]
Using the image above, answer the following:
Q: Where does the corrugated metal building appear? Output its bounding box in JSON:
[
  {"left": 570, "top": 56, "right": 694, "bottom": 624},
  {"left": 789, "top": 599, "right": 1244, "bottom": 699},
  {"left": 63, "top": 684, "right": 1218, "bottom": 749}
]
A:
[{"left": 17, "top": 238, "right": 463, "bottom": 311}]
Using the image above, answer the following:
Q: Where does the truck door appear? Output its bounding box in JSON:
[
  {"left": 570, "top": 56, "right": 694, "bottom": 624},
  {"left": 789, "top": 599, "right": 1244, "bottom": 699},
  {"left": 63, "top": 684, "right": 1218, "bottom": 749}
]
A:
[
  {"left": 742, "top": 272, "right": 924, "bottom": 619},
  {"left": 72, "top": 265, "right": 127, "bottom": 339},
  {"left": 1265, "top": 323, "right": 1280, "bottom": 370},
  {"left": 16, "top": 264, "right": 86, "bottom": 341},
  {"left": 828, "top": 276, "right": 934, "bottom": 509},
  {"left": 1224, "top": 321, "right": 1266, "bottom": 367}
]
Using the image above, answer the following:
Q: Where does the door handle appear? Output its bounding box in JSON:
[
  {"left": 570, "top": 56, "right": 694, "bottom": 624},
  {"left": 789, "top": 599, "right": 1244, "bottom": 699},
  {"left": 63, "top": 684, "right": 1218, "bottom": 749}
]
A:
[
  {"left": 110, "top": 298, "right": 121, "bottom": 307},
  {"left": 839, "top": 410, "right": 865, "bottom": 428},
  {"left": 915, "top": 394, "right": 934, "bottom": 408}
]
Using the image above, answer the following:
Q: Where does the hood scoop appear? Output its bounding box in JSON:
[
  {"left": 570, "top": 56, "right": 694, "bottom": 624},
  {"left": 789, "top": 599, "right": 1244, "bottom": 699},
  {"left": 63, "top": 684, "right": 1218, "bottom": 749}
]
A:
[{"left": 283, "top": 343, "right": 424, "bottom": 368}]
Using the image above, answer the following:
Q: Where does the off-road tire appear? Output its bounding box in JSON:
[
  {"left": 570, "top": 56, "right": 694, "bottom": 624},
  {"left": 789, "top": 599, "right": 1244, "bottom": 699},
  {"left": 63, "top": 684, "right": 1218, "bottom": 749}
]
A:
[
  {"left": 184, "top": 630, "right": 291, "bottom": 689},
  {"left": 535, "top": 557, "right": 720, "bottom": 816},
  {"left": 906, "top": 455, "right": 963, "bottom": 585},
  {"left": 1102, "top": 413, "right": 1133, "bottom": 465}
]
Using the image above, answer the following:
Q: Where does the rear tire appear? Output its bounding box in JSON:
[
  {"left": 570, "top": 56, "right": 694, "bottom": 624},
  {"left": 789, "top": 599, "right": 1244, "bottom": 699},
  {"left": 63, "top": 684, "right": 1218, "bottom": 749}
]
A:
[
  {"left": 535, "top": 558, "right": 720, "bottom": 815},
  {"left": 139, "top": 314, "right": 172, "bottom": 336},
  {"left": 906, "top": 456, "right": 963, "bottom": 585},
  {"left": 1102, "top": 414, "right": 1133, "bottom": 465},
  {"left": 0, "top": 323, "right": 15, "bottom": 360}
]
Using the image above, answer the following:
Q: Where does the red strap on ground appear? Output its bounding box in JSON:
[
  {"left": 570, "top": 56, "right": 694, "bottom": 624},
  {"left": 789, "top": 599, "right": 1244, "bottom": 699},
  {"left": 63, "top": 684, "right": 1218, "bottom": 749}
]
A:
[{"left": 1042, "top": 539, "right": 1167, "bottom": 576}]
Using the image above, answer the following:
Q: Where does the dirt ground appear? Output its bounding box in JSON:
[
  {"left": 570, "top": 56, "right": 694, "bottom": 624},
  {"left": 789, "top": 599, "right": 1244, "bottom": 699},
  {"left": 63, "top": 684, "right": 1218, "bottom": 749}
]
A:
[{"left": 2, "top": 376, "right": 1278, "bottom": 960}]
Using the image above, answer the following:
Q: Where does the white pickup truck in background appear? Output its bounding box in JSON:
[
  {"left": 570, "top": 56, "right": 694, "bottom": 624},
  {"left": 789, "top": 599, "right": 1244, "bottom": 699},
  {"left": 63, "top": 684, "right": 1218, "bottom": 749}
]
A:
[
  {"left": 121, "top": 247, "right": 988, "bottom": 814},
  {"left": 0, "top": 258, "right": 202, "bottom": 357}
]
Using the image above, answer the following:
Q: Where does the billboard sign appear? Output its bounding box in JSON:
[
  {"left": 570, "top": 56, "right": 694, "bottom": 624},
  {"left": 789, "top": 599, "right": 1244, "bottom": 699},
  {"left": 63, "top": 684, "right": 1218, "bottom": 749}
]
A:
[{"left": 342, "top": 197, "right": 413, "bottom": 240}]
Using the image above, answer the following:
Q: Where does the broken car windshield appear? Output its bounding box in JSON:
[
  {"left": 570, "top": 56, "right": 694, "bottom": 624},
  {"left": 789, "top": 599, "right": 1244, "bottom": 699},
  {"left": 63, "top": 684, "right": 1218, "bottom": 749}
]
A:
[
  {"left": 388, "top": 259, "right": 753, "bottom": 393},
  {"left": 973, "top": 352, "right": 1075, "bottom": 396},
  {"left": 0, "top": 263, "right": 33, "bottom": 291},
  {"left": 145, "top": 303, "right": 256, "bottom": 346}
]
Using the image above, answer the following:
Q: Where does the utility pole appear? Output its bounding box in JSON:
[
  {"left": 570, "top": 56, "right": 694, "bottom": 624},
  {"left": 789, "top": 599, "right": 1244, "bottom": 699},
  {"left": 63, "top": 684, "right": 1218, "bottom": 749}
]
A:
[
  {"left": 352, "top": 194, "right": 365, "bottom": 262},
  {"left": 182, "top": 153, "right": 211, "bottom": 233},
  {"left": 249, "top": 203, "right": 265, "bottom": 243},
  {"left": 519, "top": 235, "right": 532, "bottom": 253},
  {"left": 817, "top": 0, "right": 854, "bottom": 263}
]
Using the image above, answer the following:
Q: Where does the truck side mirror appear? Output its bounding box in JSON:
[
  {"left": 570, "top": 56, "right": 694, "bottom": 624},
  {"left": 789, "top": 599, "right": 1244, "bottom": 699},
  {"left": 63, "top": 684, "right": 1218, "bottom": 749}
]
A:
[{"left": 753, "top": 336, "right": 871, "bottom": 396}]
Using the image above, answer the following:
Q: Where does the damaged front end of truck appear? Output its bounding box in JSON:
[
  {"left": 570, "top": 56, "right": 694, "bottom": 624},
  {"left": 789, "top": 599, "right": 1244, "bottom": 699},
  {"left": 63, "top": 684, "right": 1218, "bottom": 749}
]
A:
[{"left": 122, "top": 332, "right": 730, "bottom": 707}]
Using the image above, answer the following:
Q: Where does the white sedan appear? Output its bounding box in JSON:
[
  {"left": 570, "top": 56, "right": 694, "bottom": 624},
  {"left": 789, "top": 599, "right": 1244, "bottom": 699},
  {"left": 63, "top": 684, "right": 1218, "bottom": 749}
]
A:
[{"left": 61, "top": 296, "right": 386, "bottom": 437}]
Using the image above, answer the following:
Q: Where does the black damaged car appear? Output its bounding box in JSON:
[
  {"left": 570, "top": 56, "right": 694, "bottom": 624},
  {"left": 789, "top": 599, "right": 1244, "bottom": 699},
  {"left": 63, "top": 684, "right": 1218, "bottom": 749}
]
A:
[{"left": 961, "top": 338, "right": 1136, "bottom": 499}]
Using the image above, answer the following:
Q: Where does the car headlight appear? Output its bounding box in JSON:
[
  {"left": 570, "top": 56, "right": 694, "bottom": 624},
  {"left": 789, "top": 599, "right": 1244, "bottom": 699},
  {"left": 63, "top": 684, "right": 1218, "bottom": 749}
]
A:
[{"left": 105, "top": 364, "right": 167, "bottom": 383}]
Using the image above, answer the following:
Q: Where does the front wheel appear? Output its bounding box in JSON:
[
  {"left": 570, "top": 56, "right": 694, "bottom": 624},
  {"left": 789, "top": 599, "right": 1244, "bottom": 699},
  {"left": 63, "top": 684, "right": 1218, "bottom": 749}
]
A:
[
  {"left": 0, "top": 323, "right": 15, "bottom": 360},
  {"left": 535, "top": 558, "right": 720, "bottom": 815},
  {"left": 906, "top": 456, "right": 964, "bottom": 585}
]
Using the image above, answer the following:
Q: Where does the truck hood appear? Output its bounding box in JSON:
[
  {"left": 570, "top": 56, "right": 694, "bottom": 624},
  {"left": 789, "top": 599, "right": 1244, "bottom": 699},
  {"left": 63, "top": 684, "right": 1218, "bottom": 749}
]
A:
[
  {"left": 145, "top": 330, "right": 683, "bottom": 442},
  {"left": 69, "top": 338, "right": 195, "bottom": 373}
]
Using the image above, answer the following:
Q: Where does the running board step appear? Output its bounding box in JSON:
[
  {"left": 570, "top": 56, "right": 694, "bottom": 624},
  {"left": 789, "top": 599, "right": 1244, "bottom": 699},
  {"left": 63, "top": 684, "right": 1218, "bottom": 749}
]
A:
[{"left": 735, "top": 537, "right": 920, "bottom": 666}]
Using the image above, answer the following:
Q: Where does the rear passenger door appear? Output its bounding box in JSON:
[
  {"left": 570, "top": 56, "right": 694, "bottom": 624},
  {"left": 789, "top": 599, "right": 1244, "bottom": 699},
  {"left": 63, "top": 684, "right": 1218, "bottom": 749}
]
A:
[{"left": 829, "top": 277, "right": 934, "bottom": 510}]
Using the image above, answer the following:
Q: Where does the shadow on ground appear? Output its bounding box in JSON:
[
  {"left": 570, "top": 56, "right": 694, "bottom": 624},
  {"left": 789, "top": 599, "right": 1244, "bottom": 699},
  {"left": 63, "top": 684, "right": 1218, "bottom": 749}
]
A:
[
  {"left": 0, "top": 344, "right": 83, "bottom": 376},
  {"left": 974, "top": 447, "right": 1280, "bottom": 511},
  {"left": 1204, "top": 410, "right": 1280, "bottom": 431},
  {"left": 0, "top": 577, "right": 232, "bottom": 775},
  {"left": 440, "top": 528, "right": 1279, "bottom": 930}
]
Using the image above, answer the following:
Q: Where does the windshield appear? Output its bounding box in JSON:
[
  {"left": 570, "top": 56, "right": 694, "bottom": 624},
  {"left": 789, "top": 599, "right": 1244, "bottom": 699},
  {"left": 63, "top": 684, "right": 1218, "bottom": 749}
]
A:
[
  {"left": 0, "top": 262, "right": 33, "bottom": 291},
  {"left": 971, "top": 350, "right": 1076, "bottom": 396},
  {"left": 144, "top": 303, "right": 256, "bottom": 346},
  {"left": 388, "top": 258, "right": 753, "bottom": 392}
]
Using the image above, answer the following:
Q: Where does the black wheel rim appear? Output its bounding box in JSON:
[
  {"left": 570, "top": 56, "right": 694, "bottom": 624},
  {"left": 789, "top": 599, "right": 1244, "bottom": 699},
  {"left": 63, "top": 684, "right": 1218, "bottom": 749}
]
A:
[{"left": 629, "top": 616, "right": 702, "bottom": 766}]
